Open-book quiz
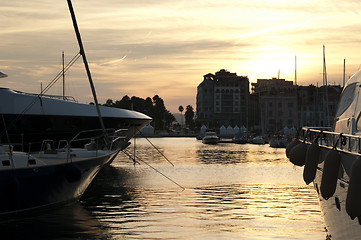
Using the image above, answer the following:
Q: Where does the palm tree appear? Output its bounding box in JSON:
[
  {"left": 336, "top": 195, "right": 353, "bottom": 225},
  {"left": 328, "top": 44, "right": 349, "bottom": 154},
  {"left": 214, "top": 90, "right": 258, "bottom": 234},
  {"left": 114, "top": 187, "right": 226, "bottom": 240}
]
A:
[{"left": 178, "top": 105, "right": 184, "bottom": 127}]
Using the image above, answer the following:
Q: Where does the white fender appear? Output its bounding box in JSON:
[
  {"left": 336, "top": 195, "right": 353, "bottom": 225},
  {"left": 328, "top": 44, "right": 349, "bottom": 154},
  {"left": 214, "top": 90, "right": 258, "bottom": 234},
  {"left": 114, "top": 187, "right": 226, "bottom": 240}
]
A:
[
  {"left": 289, "top": 142, "right": 307, "bottom": 166},
  {"left": 346, "top": 157, "right": 361, "bottom": 218},
  {"left": 320, "top": 149, "right": 341, "bottom": 200},
  {"left": 303, "top": 142, "right": 320, "bottom": 185},
  {"left": 286, "top": 139, "right": 299, "bottom": 158}
]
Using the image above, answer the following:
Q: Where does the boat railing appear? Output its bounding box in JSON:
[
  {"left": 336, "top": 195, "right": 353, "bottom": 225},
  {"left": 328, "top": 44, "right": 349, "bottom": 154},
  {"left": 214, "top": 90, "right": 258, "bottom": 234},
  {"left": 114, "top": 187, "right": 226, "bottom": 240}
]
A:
[
  {"left": 300, "top": 127, "right": 361, "bottom": 156},
  {"left": 67, "top": 128, "right": 128, "bottom": 150},
  {"left": 1, "top": 128, "right": 129, "bottom": 163},
  {"left": 17, "top": 90, "right": 78, "bottom": 102}
]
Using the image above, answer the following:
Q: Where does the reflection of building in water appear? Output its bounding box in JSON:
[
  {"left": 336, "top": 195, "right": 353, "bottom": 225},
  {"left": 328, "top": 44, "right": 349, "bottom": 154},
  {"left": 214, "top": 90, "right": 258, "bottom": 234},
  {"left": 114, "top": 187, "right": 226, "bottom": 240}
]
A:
[{"left": 196, "top": 69, "right": 249, "bottom": 129}]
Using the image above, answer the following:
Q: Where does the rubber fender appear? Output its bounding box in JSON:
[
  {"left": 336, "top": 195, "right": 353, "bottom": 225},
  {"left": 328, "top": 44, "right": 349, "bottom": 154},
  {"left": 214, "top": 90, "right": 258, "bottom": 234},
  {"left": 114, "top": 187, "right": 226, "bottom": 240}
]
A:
[
  {"left": 65, "top": 163, "right": 82, "bottom": 182},
  {"left": 303, "top": 142, "right": 321, "bottom": 185},
  {"left": 346, "top": 157, "right": 361, "bottom": 218},
  {"left": 286, "top": 139, "right": 300, "bottom": 158},
  {"left": 320, "top": 149, "right": 341, "bottom": 200},
  {"left": 289, "top": 142, "right": 307, "bottom": 166}
]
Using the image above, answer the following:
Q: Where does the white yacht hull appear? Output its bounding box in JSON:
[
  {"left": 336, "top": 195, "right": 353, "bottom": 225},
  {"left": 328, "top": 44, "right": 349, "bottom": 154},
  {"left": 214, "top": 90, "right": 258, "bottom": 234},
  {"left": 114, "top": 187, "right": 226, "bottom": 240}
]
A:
[
  {"left": 314, "top": 168, "right": 361, "bottom": 239},
  {"left": 0, "top": 88, "right": 152, "bottom": 150},
  {"left": 288, "top": 128, "right": 361, "bottom": 239}
]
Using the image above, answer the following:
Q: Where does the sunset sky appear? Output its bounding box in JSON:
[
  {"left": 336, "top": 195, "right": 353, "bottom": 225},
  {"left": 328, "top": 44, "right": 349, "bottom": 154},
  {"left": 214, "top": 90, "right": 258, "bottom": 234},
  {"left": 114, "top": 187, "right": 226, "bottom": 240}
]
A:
[{"left": 2, "top": 0, "right": 361, "bottom": 112}]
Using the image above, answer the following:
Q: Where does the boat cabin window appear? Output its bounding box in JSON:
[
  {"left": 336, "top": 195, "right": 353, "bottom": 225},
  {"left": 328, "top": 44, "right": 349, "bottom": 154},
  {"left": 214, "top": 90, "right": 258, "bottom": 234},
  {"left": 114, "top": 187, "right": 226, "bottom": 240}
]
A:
[{"left": 336, "top": 83, "right": 356, "bottom": 117}]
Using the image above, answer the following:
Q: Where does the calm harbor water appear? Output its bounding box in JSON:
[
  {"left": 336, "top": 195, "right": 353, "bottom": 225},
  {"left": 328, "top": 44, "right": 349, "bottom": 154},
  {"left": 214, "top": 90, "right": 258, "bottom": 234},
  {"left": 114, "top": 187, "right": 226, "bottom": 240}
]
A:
[{"left": 0, "top": 137, "right": 326, "bottom": 239}]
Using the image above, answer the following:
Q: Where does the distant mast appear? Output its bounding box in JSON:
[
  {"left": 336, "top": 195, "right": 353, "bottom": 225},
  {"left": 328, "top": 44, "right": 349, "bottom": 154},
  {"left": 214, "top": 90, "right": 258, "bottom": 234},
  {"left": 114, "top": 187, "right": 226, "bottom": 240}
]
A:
[
  {"left": 295, "top": 55, "right": 297, "bottom": 85},
  {"left": 343, "top": 59, "right": 346, "bottom": 87},
  {"left": 323, "top": 45, "right": 330, "bottom": 127}
]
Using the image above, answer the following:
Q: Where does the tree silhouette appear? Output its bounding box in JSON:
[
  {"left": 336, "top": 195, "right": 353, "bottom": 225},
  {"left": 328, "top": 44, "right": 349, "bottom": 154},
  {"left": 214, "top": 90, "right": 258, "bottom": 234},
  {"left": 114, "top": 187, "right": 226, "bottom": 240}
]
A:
[
  {"left": 178, "top": 105, "right": 184, "bottom": 127},
  {"left": 102, "top": 95, "right": 175, "bottom": 131},
  {"left": 185, "top": 105, "right": 195, "bottom": 130}
]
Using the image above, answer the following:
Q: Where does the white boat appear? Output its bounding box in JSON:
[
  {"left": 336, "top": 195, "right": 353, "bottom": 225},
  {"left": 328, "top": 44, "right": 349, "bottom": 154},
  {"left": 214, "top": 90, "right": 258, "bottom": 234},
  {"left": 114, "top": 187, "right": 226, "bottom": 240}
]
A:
[
  {"left": 0, "top": 88, "right": 151, "bottom": 151},
  {"left": 0, "top": 1, "right": 151, "bottom": 151},
  {"left": 286, "top": 69, "right": 361, "bottom": 239},
  {"left": 269, "top": 135, "right": 287, "bottom": 148},
  {"left": 0, "top": 129, "right": 124, "bottom": 217},
  {"left": 202, "top": 131, "right": 219, "bottom": 144},
  {"left": 250, "top": 136, "right": 265, "bottom": 145},
  {"left": 0, "top": 0, "right": 151, "bottom": 217},
  {"left": 232, "top": 133, "right": 247, "bottom": 144}
]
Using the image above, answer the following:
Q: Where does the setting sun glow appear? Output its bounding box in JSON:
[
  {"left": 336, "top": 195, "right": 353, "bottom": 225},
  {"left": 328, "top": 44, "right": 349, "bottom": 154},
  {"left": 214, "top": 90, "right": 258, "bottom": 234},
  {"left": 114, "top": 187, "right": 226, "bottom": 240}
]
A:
[{"left": 1, "top": 0, "right": 361, "bottom": 111}]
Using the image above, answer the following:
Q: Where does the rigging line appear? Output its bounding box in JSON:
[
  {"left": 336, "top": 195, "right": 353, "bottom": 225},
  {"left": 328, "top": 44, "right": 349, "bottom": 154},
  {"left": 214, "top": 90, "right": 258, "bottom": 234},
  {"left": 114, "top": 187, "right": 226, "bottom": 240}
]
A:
[
  {"left": 123, "top": 149, "right": 140, "bottom": 166},
  {"left": 41, "top": 53, "right": 81, "bottom": 95},
  {"left": 122, "top": 149, "right": 185, "bottom": 191},
  {"left": 133, "top": 127, "right": 136, "bottom": 167},
  {"left": 136, "top": 126, "right": 174, "bottom": 166},
  {"left": 0, "top": 53, "right": 82, "bottom": 139},
  {"left": 1, "top": 114, "right": 11, "bottom": 147}
]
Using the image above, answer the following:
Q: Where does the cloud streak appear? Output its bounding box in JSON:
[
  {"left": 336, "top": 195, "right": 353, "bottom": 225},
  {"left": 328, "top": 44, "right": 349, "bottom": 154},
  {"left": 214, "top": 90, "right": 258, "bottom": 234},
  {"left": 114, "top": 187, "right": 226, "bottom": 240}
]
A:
[{"left": 2, "top": 0, "right": 361, "bottom": 111}]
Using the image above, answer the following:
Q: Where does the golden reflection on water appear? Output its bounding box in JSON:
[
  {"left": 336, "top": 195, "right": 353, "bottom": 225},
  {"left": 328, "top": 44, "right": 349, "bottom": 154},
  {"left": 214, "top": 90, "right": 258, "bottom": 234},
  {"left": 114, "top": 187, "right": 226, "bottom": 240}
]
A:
[
  {"left": 80, "top": 138, "right": 326, "bottom": 239},
  {"left": 0, "top": 138, "right": 325, "bottom": 240}
]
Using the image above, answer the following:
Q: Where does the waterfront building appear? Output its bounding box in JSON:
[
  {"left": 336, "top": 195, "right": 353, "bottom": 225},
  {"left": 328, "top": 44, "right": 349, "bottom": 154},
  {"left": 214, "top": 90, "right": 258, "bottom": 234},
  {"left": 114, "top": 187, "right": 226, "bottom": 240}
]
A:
[
  {"left": 196, "top": 71, "right": 342, "bottom": 135},
  {"left": 251, "top": 78, "right": 298, "bottom": 133},
  {"left": 196, "top": 69, "right": 249, "bottom": 129},
  {"left": 297, "top": 84, "right": 342, "bottom": 127},
  {"left": 251, "top": 78, "right": 342, "bottom": 134}
]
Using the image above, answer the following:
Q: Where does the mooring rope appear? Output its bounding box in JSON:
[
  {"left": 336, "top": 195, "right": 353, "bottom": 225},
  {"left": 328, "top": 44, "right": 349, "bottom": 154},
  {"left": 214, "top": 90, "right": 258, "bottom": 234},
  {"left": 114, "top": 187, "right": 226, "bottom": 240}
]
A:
[
  {"left": 136, "top": 127, "right": 174, "bottom": 166},
  {"left": 122, "top": 148, "right": 185, "bottom": 191}
]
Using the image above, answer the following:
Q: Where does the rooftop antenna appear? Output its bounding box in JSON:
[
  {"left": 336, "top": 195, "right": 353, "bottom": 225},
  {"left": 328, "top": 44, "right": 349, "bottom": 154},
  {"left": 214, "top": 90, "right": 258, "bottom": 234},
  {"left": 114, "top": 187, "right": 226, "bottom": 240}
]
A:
[
  {"left": 67, "top": 0, "right": 106, "bottom": 132},
  {"left": 295, "top": 55, "right": 297, "bottom": 85}
]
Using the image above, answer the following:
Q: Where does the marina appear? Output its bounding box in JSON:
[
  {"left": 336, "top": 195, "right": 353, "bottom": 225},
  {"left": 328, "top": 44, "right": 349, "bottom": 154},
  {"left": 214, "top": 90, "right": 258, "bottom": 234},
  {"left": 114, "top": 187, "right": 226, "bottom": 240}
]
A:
[
  {"left": 0, "top": 138, "right": 326, "bottom": 239},
  {"left": 2, "top": 1, "right": 360, "bottom": 239}
]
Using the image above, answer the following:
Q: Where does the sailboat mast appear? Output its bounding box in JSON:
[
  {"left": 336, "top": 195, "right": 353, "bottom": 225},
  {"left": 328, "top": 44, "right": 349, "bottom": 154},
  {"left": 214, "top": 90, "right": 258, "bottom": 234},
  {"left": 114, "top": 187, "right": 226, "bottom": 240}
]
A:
[
  {"left": 295, "top": 55, "right": 297, "bottom": 85},
  {"left": 66, "top": 0, "right": 106, "bottom": 132},
  {"left": 343, "top": 59, "right": 346, "bottom": 87},
  {"left": 323, "top": 45, "right": 330, "bottom": 127}
]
